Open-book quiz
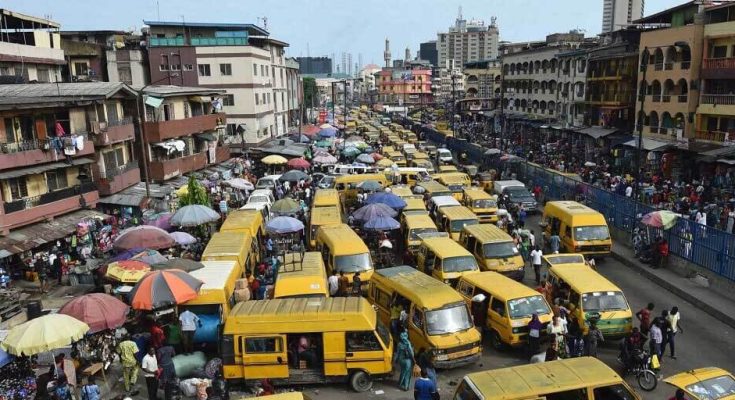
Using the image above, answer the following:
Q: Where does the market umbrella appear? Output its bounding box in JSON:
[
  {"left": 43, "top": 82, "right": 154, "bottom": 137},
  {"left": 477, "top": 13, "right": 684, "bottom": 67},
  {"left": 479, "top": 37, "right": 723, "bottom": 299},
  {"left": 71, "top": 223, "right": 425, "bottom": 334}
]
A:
[
  {"left": 59, "top": 293, "right": 129, "bottom": 334},
  {"left": 143, "top": 212, "right": 172, "bottom": 231},
  {"left": 266, "top": 216, "right": 305, "bottom": 234},
  {"left": 152, "top": 258, "right": 205, "bottom": 272},
  {"left": 279, "top": 170, "right": 309, "bottom": 182},
  {"left": 357, "top": 180, "right": 383, "bottom": 192},
  {"left": 272, "top": 198, "right": 301, "bottom": 214},
  {"left": 364, "top": 216, "right": 401, "bottom": 231},
  {"left": 171, "top": 204, "right": 221, "bottom": 227},
  {"left": 484, "top": 148, "right": 502, "bottom": 156},
  {"left": 224, "top": 178, "right": 254, "bottom": 191},
  {"left": 286, "top": 158, "right": 311, "bottom": 170},
  {"left": 356, "top": 153, "right": 376, "bottom": 164},
  {"left": 113, "top": 247, "right": 146, "bottom": 261},
  {"left": 313, "top": 153, "right": 338, "bottom": 165},
  {"left": 319, "top": 123, "right": 334, "bottom": 129},
  {"left": 114, "top": 226, "right": 175, "bottom": 251},
  {"left": 261, "top": 155, "right": 288, "bottom": 165},
  {"left": 366, "top": 192, "right": 407, "bottom": 209},
  {"left": 105, "top": 260, "right": 151, "bottom": 283},
  {"left": 376, "top": 158, "right": 394, "bottom": 168},
  {"left": 315, "top": 140, "right": 332, "bottom": 148},
  {"left": 289, "top": 133, "right": 311, "bottom": 143},
  {"left": 370, "top": 152, "right": 384, "bottom": 161},
  {"left": 170, "top": 231, "right": 197, "bottom": 245},
  {"left": 129, "top": 270, "right": 203, "bottom": 310},
  {"left": 641, "top": 210, "right": 679, "bottom": 230},
  {"left": 352, "top": 203, "right": 398, "bottom": 221},
  {"left": 0, "top": 314, "right": 90, "bottom": 356},
  {"left": 131, "top": 249, "right": 168, "bottom": 265},
  {"left": 318, "top": 127, "right": 337, "bottom": 138},
  {"left": 342, "top": 147, "right": 362, "bottom": 157}
]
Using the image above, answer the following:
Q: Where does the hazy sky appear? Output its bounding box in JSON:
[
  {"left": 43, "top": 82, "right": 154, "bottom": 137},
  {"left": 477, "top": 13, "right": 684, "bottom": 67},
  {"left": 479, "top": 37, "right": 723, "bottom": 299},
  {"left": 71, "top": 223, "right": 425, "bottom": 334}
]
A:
[{"left": 7, "top": 0, "right": 680, "bottom": 65}]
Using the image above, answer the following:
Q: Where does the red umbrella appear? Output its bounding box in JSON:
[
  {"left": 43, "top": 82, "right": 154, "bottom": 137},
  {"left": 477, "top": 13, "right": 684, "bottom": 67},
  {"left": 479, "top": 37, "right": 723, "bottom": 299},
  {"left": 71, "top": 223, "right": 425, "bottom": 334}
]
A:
[
  {"left": 114, "top": 225, "right": 175, "bottom": 251},
  {"left": 58, "top": 293, "right": 129, "bottom": 333},
  {"left": 129, "top": 270, "right": 203, "bottom": 310},
  {"left": 302, "top": 125, "right": 321, "bottom": 137},
  {"left": 287, "top": 158, "right": 311, "bottom": 170},
  {"left": 370, "top": 152, "right": 384, "bottom": 161}
]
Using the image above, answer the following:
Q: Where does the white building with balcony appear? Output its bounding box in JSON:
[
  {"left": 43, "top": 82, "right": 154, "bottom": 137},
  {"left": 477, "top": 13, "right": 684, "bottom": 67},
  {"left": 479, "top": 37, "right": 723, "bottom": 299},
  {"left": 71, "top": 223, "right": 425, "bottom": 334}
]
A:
[{"left": 0, "top": 9, "right": 64, "bottom": 83}]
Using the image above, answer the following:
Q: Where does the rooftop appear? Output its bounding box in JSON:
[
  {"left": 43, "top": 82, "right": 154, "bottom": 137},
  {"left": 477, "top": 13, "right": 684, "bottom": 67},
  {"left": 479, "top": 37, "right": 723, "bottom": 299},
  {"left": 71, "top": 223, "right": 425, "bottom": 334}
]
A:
[
  {"left": 143, "top": 20, "right": 268, "bottom": 36},
  {"left": 0, "top": 9, "right": 59, "bottom": 30},
  {"left": 0, "top": 82, "right": 136, "bottom": 98},
  {"left": 139, "top": 85, "right": 226, "bottom": 97}
]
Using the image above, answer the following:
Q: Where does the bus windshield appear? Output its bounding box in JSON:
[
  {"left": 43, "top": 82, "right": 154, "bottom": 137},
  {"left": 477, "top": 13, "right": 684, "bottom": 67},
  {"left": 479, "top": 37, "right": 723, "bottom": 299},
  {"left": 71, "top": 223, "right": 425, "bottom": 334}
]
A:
[
  {"left": 450, "top": 219, "right": 478, "bottom": 232},
  {"left": 508, "top": 296, "right": 551, "bottom": 319},
  {"left": 441, "top": 256, "right": 478, "bottom": 273},
  {"left": 426, "top": 304, "right": 473, "bottom": 335},
  {"left": 482, "top": 242, "right": 519, "bottom": 259},
  {"left": 334, "top": 253, "right": 372, "bottom": 273},
  {"left": 473, "top": 199, "right": 497, "bottom": 208},
  {"left": 409, "top": 228, "right": 438, "bottom": 241},
  {"left": 574, "top": 226, "right": 610, "bottom": 241},
  {"left": 582, "top": 291, "right": 628, "bottom": 312}
]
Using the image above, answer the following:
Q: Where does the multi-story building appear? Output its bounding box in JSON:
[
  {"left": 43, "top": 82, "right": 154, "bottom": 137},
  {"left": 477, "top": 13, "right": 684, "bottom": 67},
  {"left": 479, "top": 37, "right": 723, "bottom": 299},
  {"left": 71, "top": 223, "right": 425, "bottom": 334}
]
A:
[
  {"left": 0, "top": 82, "right": 141, "bottom": 235},
  {"left": 556, "top": 49, "right": 591, "bottom": 127},
  {"left": 144, "top": 20, "right": 298, "bottom": 144},
  {"left": 60, "top": 30, "right": 125, "bottom": 82},
  {"left": 434, "top": 59, "right": 464, "bottom": 105},
  {"left": 695, "top": 2, "right": 735, "bottom": 146},
  {"left": 602, "top": 0, "right": 645, "bottom": 34},
  {"left": 634, "top": 3, "right": 701, "bottom": 145},
  {"left": 106, "top": 33, "right": 148, "bottom": 87},
  {"left": 139, "top": 85, "right": 228, "bottom": 182},
  {"left": 585, "top": 29, "right": 641, "bottom": 131},
  {"left": 377, "top": 66, "right": 433, "bottom": 105},
  {"left": 358, "top": 64, "right": 382, "bottom": 102},
  {"left": 0, "top": 9, "right": 64, "bottom": 83},
  {"left": 419, "top": 41, "right": 438, "bottom": 66},
  {"left": 295, "top": 56, "right": 332, "bottom": 75},
  {"left": 437, "top": 12, "right": 500, "bottom": 68},
  {"left": 463, "top": 60, "right": 501, "bottom": 99}
]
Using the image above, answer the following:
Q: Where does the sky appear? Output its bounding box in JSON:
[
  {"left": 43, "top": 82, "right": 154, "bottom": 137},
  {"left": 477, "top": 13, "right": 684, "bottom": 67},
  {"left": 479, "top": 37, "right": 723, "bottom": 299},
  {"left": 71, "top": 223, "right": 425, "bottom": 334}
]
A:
[{"left": 7, "top": 0, "right": 681, "bottom": 66}]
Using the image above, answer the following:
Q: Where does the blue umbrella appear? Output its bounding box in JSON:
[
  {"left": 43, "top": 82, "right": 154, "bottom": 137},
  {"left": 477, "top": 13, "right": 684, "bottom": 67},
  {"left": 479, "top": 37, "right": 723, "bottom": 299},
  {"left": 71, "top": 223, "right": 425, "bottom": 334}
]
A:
[
  {"left": 356, "top": 153, "right": 375, "bottom": 164},
  {"left": 364, "top": 216, "right": 400, "bottom": 231},
  {"left": 357, "top": 180, "right": 383, "bottom": 192},
  {"left": 266, "top": 216, "right": 305, "bottom": 234},
  {"left": 352, "top": 203, "right": 398, "bottom": 221},
  {"left": 289, "top": 134, "right": 311, "bottom": 143},
  {"left": 319, "top": 128, "right": 337, "bottom": 138},
  {"left": 113, "top": 247, "right": 146, "bottom": 261},
  {"left": 366, "top": 192, "right": 407, "bottom": 209}
]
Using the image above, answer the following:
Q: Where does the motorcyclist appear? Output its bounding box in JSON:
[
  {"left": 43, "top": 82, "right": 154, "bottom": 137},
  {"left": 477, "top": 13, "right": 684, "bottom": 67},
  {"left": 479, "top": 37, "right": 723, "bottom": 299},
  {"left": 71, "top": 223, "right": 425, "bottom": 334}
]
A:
[{"left": 619, "top": 327, "right": 645, "bottom": 372}]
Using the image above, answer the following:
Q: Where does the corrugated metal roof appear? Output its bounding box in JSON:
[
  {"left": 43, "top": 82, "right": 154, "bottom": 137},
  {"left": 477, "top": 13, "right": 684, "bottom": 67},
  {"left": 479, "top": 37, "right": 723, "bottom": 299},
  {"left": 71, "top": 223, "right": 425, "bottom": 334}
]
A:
[
  {"left": 0, "top": 82, "right": 135, "bottom": 98},
  {"left": 0, "top": 158, "right": 94, "bottom": 180},
  {"left": 139, "top": 85, "right": 226, "bottom": 97}
]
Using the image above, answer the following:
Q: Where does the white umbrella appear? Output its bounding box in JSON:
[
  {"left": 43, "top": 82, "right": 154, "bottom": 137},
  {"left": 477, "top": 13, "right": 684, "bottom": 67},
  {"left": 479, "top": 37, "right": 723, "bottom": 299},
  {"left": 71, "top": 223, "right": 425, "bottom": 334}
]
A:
[
  {"left": 171, "top": 205, "right": 220, "bottom": 227},
  {"left": 224, "top": 178, "right": 254, "bottom": 191}
]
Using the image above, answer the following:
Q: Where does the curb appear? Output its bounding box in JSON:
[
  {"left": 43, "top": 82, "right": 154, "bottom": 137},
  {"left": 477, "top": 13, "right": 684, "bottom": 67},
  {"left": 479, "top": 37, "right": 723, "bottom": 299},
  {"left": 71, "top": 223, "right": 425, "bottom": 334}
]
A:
[{"left": 611, "top": 251, "right": 735, "bottom": 330}]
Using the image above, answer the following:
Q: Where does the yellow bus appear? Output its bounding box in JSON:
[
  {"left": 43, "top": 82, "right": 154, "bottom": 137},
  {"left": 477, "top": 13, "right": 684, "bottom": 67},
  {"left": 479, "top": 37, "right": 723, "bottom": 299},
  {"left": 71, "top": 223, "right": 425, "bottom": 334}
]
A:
[
  {"left": 665, "top": 368, "right": 735, "bottom": 400},
  {"left": 548, "top": 264, "right": 632, "bottom": 338},
  {"left": 308, "top": 205, "right": 342, "bottom": 249},
  {"left": 200, "top": 231, "right": 254, "bottom": 276},
  {"left": 542, "top": 201, "right": 612, "bottom": 257},
  {"left": 402, "top": 214, "right": 439, "bottom": 254},
  {"left": 387, "top": 151, "right": 406, "bottom": 167},
  {"left": 368, "top": 266, "right": 482, "bottom": 369},
  {"left": 434, "top": 172, "right": 472, "bottom": 201},
  {"left": 436, "top": 205, "right": 480, "bottom": 241},
  {"left": 416, "top": 180, "right": 453, "bottom": 199},
  {"left": 273, "top": 252, "right": 329, "bottom": 299},
  {"left": 453, "top": 357, "right": 641, "bottom": 400},
  {"left": 402, "top": 197, "right": 428, "bottom": 216},
  {"left": 315, "top": 224, "right": 373, "bottom": 287},
  {"left": 416, "top": 235, "right": 479, "bottom": 286},
  {"left": 388, "top": 184, "right": 414, "bottom": 198},
  {"left": 222, "top": 297, "right": 392, "bottom": 392},
  {"left": 384, "top": 167, "right": 430, "bottom": 186},
  {"left": 462, "top": 188, "right": 498, "bottom": 223},
  {"left": 459, "top": 224, "right": 525, "bottom": 280},
  {"left": 180, "top": 260, "right": 240, "bottom": 342},
  {"left": 220, "top": 209, "right": 266, "bottom": 260},
  {"left": 312, "top": 188, "right": 341, "bottom": 209}
]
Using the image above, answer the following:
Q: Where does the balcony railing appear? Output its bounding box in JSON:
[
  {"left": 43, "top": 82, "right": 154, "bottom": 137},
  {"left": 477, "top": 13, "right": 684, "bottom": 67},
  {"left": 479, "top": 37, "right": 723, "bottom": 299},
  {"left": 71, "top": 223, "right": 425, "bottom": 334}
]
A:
[
  {"left": 0, "top": 139, "right": 44, "bottom": 154},
  {"left": 703, "top": 57, "right": 735, "bottom": 70},
  {"left": 652, "top": 95, "right": 661, "bottom": 102},
  {"left": 678, "top": 95, "right": 688, "bottom": 103},
  {"left": 664, "top": 63, "right": 674, "bottom": 70},
  {"left": 701, "top": 94, "right": 735, "bottom": 105},
  {"left": 2, "top": 183, "right": 97, "bottom": 214},
  {"left": 695, "top": 129, "right": 734, "bottom": 143},
  {"left": 662, "top": 95, "right": 671, "bottom": 103},
  {"left": 99, "top": 161, "right": 139, "bottom": 179},
  {"left": 654, "top": 63, "right": 664, "bottom": 71}
]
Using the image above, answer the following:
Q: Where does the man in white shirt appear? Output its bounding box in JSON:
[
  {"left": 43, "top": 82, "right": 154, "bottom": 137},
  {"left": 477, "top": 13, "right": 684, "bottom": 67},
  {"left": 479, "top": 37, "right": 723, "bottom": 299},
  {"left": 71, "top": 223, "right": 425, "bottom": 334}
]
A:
[
  {"left": 328, "top": 270, "right": 339, "bottom": 296},
  {"left": 695, "top": 209, "right": 707, "bottom": 226},
  {"left": 625, "top": 185, "right": 633, "bottom": 197},
  {"left": 179, "top": 310, "right": 200, "bottom": 353},
  {"left": 141, "top": 347, "right": 159, "bottom": 400},
  {"left": 530, "top": 246, "right": 543, "bottom": 285}
]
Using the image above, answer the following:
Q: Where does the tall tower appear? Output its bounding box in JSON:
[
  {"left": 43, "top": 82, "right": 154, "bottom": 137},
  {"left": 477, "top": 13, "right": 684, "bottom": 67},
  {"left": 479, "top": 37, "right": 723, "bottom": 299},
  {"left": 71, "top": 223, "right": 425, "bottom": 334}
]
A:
[
  {"left": 384, "top": 38, "right": 391, "bottom": 68},
  {"left": 347, "top": 53, "right": 353, "bottom": 76},
  {"left": 405, "top": 46, "right": 411, "bottom": 65},
  {"left": 602, "top": 0, "right": 644, "bottom": 33}
]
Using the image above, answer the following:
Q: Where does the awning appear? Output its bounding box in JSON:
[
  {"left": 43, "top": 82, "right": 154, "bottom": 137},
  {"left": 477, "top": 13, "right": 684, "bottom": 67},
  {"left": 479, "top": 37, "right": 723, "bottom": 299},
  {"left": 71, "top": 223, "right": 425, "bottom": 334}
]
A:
[
  {"left": 579, "top": 126, "right": 618, "bottom": 139},
  {"left": 195, "top": 132, "right": 217, "bottom": 141},
  {"left": 0, "top": 157, "right": 94, "bottom": 180},
  {"left": 623, "top": 138, "right": 674, "bottom": 151},
  {"left": 0, "top": 209, "right": 108, "bottom": 258},
  {"left": 144, "top": 96, "right": 164, "bottom": 108},
  {"left": 98, "top": 193, "right": 146, "bottom": 207},
  {"left": 188, "top": 96, "right": 211, "bottom": 102}
]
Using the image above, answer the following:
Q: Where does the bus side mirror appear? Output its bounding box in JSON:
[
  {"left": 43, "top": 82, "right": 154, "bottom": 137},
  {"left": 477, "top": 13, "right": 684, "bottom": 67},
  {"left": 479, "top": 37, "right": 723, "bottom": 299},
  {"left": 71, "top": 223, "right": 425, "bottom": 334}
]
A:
[{"left": 277, "top": 356, "right": 283, "bottom": 364}]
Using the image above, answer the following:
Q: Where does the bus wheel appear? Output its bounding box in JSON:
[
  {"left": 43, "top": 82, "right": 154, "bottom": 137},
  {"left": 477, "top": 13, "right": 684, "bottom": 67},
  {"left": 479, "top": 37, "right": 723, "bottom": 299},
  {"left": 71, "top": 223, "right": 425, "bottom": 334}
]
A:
[
  {"left": 350, "top": 370, "right": 373, "bottom": 392},
  {"left": 490, "top": 330, "right": 505, "bottom": 351}
]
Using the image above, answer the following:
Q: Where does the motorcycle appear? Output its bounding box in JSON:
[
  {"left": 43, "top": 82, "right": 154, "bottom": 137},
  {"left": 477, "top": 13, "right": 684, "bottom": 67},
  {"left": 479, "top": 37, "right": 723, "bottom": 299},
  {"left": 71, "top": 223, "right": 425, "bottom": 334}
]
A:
[{"left": 618, "top": 348, "right": 658, "bottom": 391}]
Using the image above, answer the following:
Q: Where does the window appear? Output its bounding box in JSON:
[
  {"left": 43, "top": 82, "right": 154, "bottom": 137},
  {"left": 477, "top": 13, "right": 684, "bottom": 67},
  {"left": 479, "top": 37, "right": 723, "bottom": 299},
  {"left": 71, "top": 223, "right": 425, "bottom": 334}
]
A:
[
  {"left": 373, "top": 287, "right": 391, "bottom": 308},
  {"left": 262, "top": 93, "right": 267, "bottom": 104},
  {"left": 74, "top": 62, "right": 89, "bottom": 76},
  {"left": 170, "top": 64, "right": 181, "bottom": 71},
  {"left": 184, "top": 103, "right": 190, "bottom": 118},
  {"left": 198, "top": 64, "right": 211, "bottom": 77},
  {"left": 490, "top": 298, "right": 506, "bottom": 317},
  {"left": 713, "top": 46, "right": 727, "bottom": 59},
  {"left": 457, "top": 282, "right": 474, "bottom": 298},
  {"left": 412, "top": 308, "right": 424, "bottom": 330},
  {"left": 244, "top": 337, "right": 281, "bottom": 353},
  {"left": 261, "top": 65, "right": 265, "bottom": 76},
  {"left": 7, "top": 177, "right": 28, "bottom": 199},
  {"left": 183, "top": 64, "right": 193, "bottom": 71},
  {"left": 37, "top": 68, "right": 50, "bottom": 83},
  {"left": 267, "top": 93, "right": 271, "bottom": 104},
  {"left": 592, "top": 385, "right": 636, "bottom": 400},
  {"left": 46, "top": 169, "right": 69, "bottom": 192},
  {"left": 546, "top": 388, "right": 588, "bottom": 400},
  {"left": 220, "top": 63, "right": 232, "bottom": 76},
  {"left": 346, "top": 331, "right": 383, "bottom": 352},
  {"left": 222, "top": 94, "right": 235, "bottom": 106},
  {"left": 255, "top": 93, "right": 260, "bottom": 105},
  {"left": 226, "top": 123, "right": 237, "bottom": 136},
  {"left": 254, "top": 63, "right": 258, "bottom": 76}
]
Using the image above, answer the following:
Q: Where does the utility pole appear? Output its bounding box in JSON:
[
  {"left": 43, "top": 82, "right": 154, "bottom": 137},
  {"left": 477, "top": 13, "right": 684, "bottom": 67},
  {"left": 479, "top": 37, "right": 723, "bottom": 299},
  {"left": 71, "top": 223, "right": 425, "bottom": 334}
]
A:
[
  {"left": 331, "top": 82, "right": 336, "bottom": 125},
  {"left": 636, "top": 47, "right": 649, "bottom": 196},
  {"left": 343, "top": 80, "right": 348, "bottom": 129}
]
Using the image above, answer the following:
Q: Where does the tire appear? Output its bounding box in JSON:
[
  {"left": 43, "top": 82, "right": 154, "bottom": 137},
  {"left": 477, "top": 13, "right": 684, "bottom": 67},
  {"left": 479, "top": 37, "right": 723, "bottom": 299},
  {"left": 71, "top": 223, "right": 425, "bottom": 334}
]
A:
[
  {"left": 490, "top": 330, "right": 504, "bottom": 351},
  {"left": 637, "top": 369, "right": 658, "bottom": 391},
  {"left": 350, "top": 370, "right": 373, "bottom": 392}
]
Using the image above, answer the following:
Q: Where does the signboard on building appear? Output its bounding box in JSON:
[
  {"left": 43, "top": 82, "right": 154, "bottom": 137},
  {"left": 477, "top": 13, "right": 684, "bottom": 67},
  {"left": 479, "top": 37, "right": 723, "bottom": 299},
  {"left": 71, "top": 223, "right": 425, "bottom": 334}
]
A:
[
  {"left": 318, "top": 110, "right": 328, "bottom": 124},
  {"left": 391, "top": 70, "right": 413, "bottom": 81}
]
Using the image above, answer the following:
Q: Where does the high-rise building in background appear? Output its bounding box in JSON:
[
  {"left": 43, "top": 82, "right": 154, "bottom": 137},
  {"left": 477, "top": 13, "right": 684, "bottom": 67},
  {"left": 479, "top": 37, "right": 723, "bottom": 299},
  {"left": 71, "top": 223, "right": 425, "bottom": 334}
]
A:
[
  {"left": 602, "top": 0, "right": 644, "bottom": 33},
  {"left": 437, "top": 9, "right": 499, "bottom": 69},
  {"left": 295, "top": 56, "right": 332, "bottom": 75},
  {"left": 419, "top": 41, "right": 438, "bottom": 66}
]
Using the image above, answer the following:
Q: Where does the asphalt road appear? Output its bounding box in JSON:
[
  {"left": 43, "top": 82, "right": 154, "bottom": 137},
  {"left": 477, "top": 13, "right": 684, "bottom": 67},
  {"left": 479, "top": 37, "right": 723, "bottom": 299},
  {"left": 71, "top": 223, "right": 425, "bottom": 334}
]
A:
[{"left": 275, "top": 213, "right": 735, "bottom": 400}]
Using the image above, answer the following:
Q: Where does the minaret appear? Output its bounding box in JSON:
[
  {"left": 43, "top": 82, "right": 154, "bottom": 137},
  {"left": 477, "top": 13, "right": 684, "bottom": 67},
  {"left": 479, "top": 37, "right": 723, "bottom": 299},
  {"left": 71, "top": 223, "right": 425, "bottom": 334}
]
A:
[{"left": 384, "top": 38, "right": 391, "bottom": 68}]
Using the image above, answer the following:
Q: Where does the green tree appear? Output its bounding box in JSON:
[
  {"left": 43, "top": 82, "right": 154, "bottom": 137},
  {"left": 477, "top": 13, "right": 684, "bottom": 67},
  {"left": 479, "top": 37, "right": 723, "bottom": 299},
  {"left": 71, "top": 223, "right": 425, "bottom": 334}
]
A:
[{"left": 178, "top": 175, "right": 210, "bottom": 207}]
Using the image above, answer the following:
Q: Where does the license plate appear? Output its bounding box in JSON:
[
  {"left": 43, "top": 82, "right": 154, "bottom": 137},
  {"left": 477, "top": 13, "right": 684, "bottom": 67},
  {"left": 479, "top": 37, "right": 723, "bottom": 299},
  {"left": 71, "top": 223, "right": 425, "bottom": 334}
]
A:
[{"left": 449, "top": 348, "right": 476, "bottom": 359}]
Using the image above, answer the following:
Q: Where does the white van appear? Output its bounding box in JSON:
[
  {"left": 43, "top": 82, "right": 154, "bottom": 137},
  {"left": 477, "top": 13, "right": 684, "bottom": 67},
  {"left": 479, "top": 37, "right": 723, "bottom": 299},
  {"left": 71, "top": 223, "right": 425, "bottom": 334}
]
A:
[
  {"left": 247, "top": 189, "right": 275, "bottom": 207},
  {"left": 437, "top": 148, "right": 453, "bottom": 164},
  {"left": 428, "top": 195, "right": 461, "bottom": 220},
  {"left": 255, "top": 175, "right": 281, "bottom": 190},
  {"left": 330, "top": 164, "right": 378, "bottom": 175},
  {"left": 239, "top": 202, "right": 271, "bottom": 222}
]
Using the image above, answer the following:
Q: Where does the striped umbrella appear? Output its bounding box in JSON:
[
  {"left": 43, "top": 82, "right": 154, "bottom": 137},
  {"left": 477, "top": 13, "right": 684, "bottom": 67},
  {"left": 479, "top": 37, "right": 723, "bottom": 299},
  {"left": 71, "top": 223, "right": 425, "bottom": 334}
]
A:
[{"left": 129, "top": 270, "right": 203, "bottom": 310}]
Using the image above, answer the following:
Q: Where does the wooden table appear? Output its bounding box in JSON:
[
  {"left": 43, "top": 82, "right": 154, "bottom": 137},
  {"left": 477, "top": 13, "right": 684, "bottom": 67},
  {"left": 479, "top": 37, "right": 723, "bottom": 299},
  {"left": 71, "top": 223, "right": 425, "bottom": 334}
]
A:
[{"left": 81, "top": 362, "right": 108, "bottom": 389}]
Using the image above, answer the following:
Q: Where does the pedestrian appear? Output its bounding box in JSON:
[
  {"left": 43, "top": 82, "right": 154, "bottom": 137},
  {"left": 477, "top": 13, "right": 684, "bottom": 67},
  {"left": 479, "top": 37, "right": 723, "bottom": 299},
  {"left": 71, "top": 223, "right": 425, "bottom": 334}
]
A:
[
  {"left": 636, "top": 303, "right": 654, "bottom": 335},
  {"left": 649, "top": 318, "right": 664, "bottom": 364},
  {"left": 395, "top": 331, "right": 415, "bottom": 391},
  {"left": 141, "top": 347, "right": 159, "bottom": 400},
  {"left": 338, "top": 271, "right": 349, "bottom": 296},
  {"left": 150, "top": 322, "right": 165, "bottom": 350},
  {"left": 530, "top": 245, "right": 543, "bottom": 285},
  {"left": 665, "top": 306, "right": 684, "bottom": 359},
  {"left": 352, "top": 272, "right": 362, "bottom": 296},
  {"left": 416, "top": 348, "right": 437, "bottom": 388},
  {"left": 328, "top": 270, "right": 339, "bottom": 297},
  {"left": 80, "top": 376, "right": 101, "bottom": 400},
  {"left": 547, "top": 315, "right": 567, "bottom": 358},
  {"left": 179, "top": 309, "right": 200, "bottom": 353},
  {"left": 545, "top": 341, "right": 559, "bottom": 362},
  {"left": 157, "top": 345, "right": 176, "bottom": 400},
  {"left": 585, "top": 321, "right": 604, "bottom": 357},
  {"left": 549, "top": 231, "right": 561, "bottom": 253},
  {"left": 54, "top": 376, "right": 72, "bottom": 400},
  {"left": 527, "top": 313, "right": 543, "bottom": 356},
  {"left": 656, "top": 238, "right": 669, "bottom": 269},
  {"left": 413, "top": 368, "right": 437, "bottom": 400},
  {"left": 116, "top": 337, "right": 140, "bottom": 394},
  {"left": 37, "top": 261, "right": 48, "bottom": 294},
  {"left": 265, "top": 236, "right": 274, "bottom": 258}
]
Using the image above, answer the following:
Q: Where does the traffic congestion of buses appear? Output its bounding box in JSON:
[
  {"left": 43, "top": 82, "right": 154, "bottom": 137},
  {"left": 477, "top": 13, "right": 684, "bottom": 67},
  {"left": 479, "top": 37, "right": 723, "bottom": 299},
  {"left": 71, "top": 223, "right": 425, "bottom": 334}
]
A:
[{"left": 184, "top": 108, "right": 731, "bottom": 400}]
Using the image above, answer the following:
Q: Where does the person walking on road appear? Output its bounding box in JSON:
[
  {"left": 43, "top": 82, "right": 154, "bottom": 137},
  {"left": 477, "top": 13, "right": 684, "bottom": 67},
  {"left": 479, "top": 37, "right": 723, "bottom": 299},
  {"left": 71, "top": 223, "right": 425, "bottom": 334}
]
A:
[
  {"left": 338, "top": 271, "right": 349, "bottom": 296},
  {"left": 117, "top": 337, "right": 140, "bottom": 394},
  {"left": 413, "top": 368, "right": 437, "bottom": 400},
  {"left": 527, "top": 313, "right": 543, "bottom": 357},
  {"left": 585, "top": 321, "right": 604, "bottom": 357},
  {"left": 649, "top": 318, "right": 664, "bottom": 365},
  {"left": 328, "top": 270, "right": 339, "bottom": 297},
  {"left": 530, "top": 246, "right": 543, "bottom": 285},
  {"left": 665, "top": 306, "right": 684, "bottom": 359},
  {"left": 636, "top": 303, "right": 655, "bottom": 335},
  {"left": 141, "top": 347, "right": 159, "bottom": 400},
  {"left": 396, "top": 331, "right": 415, "bottom": 391},
  {"left": 549, "top": 231, "right": 561, "bottom": 254}
]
